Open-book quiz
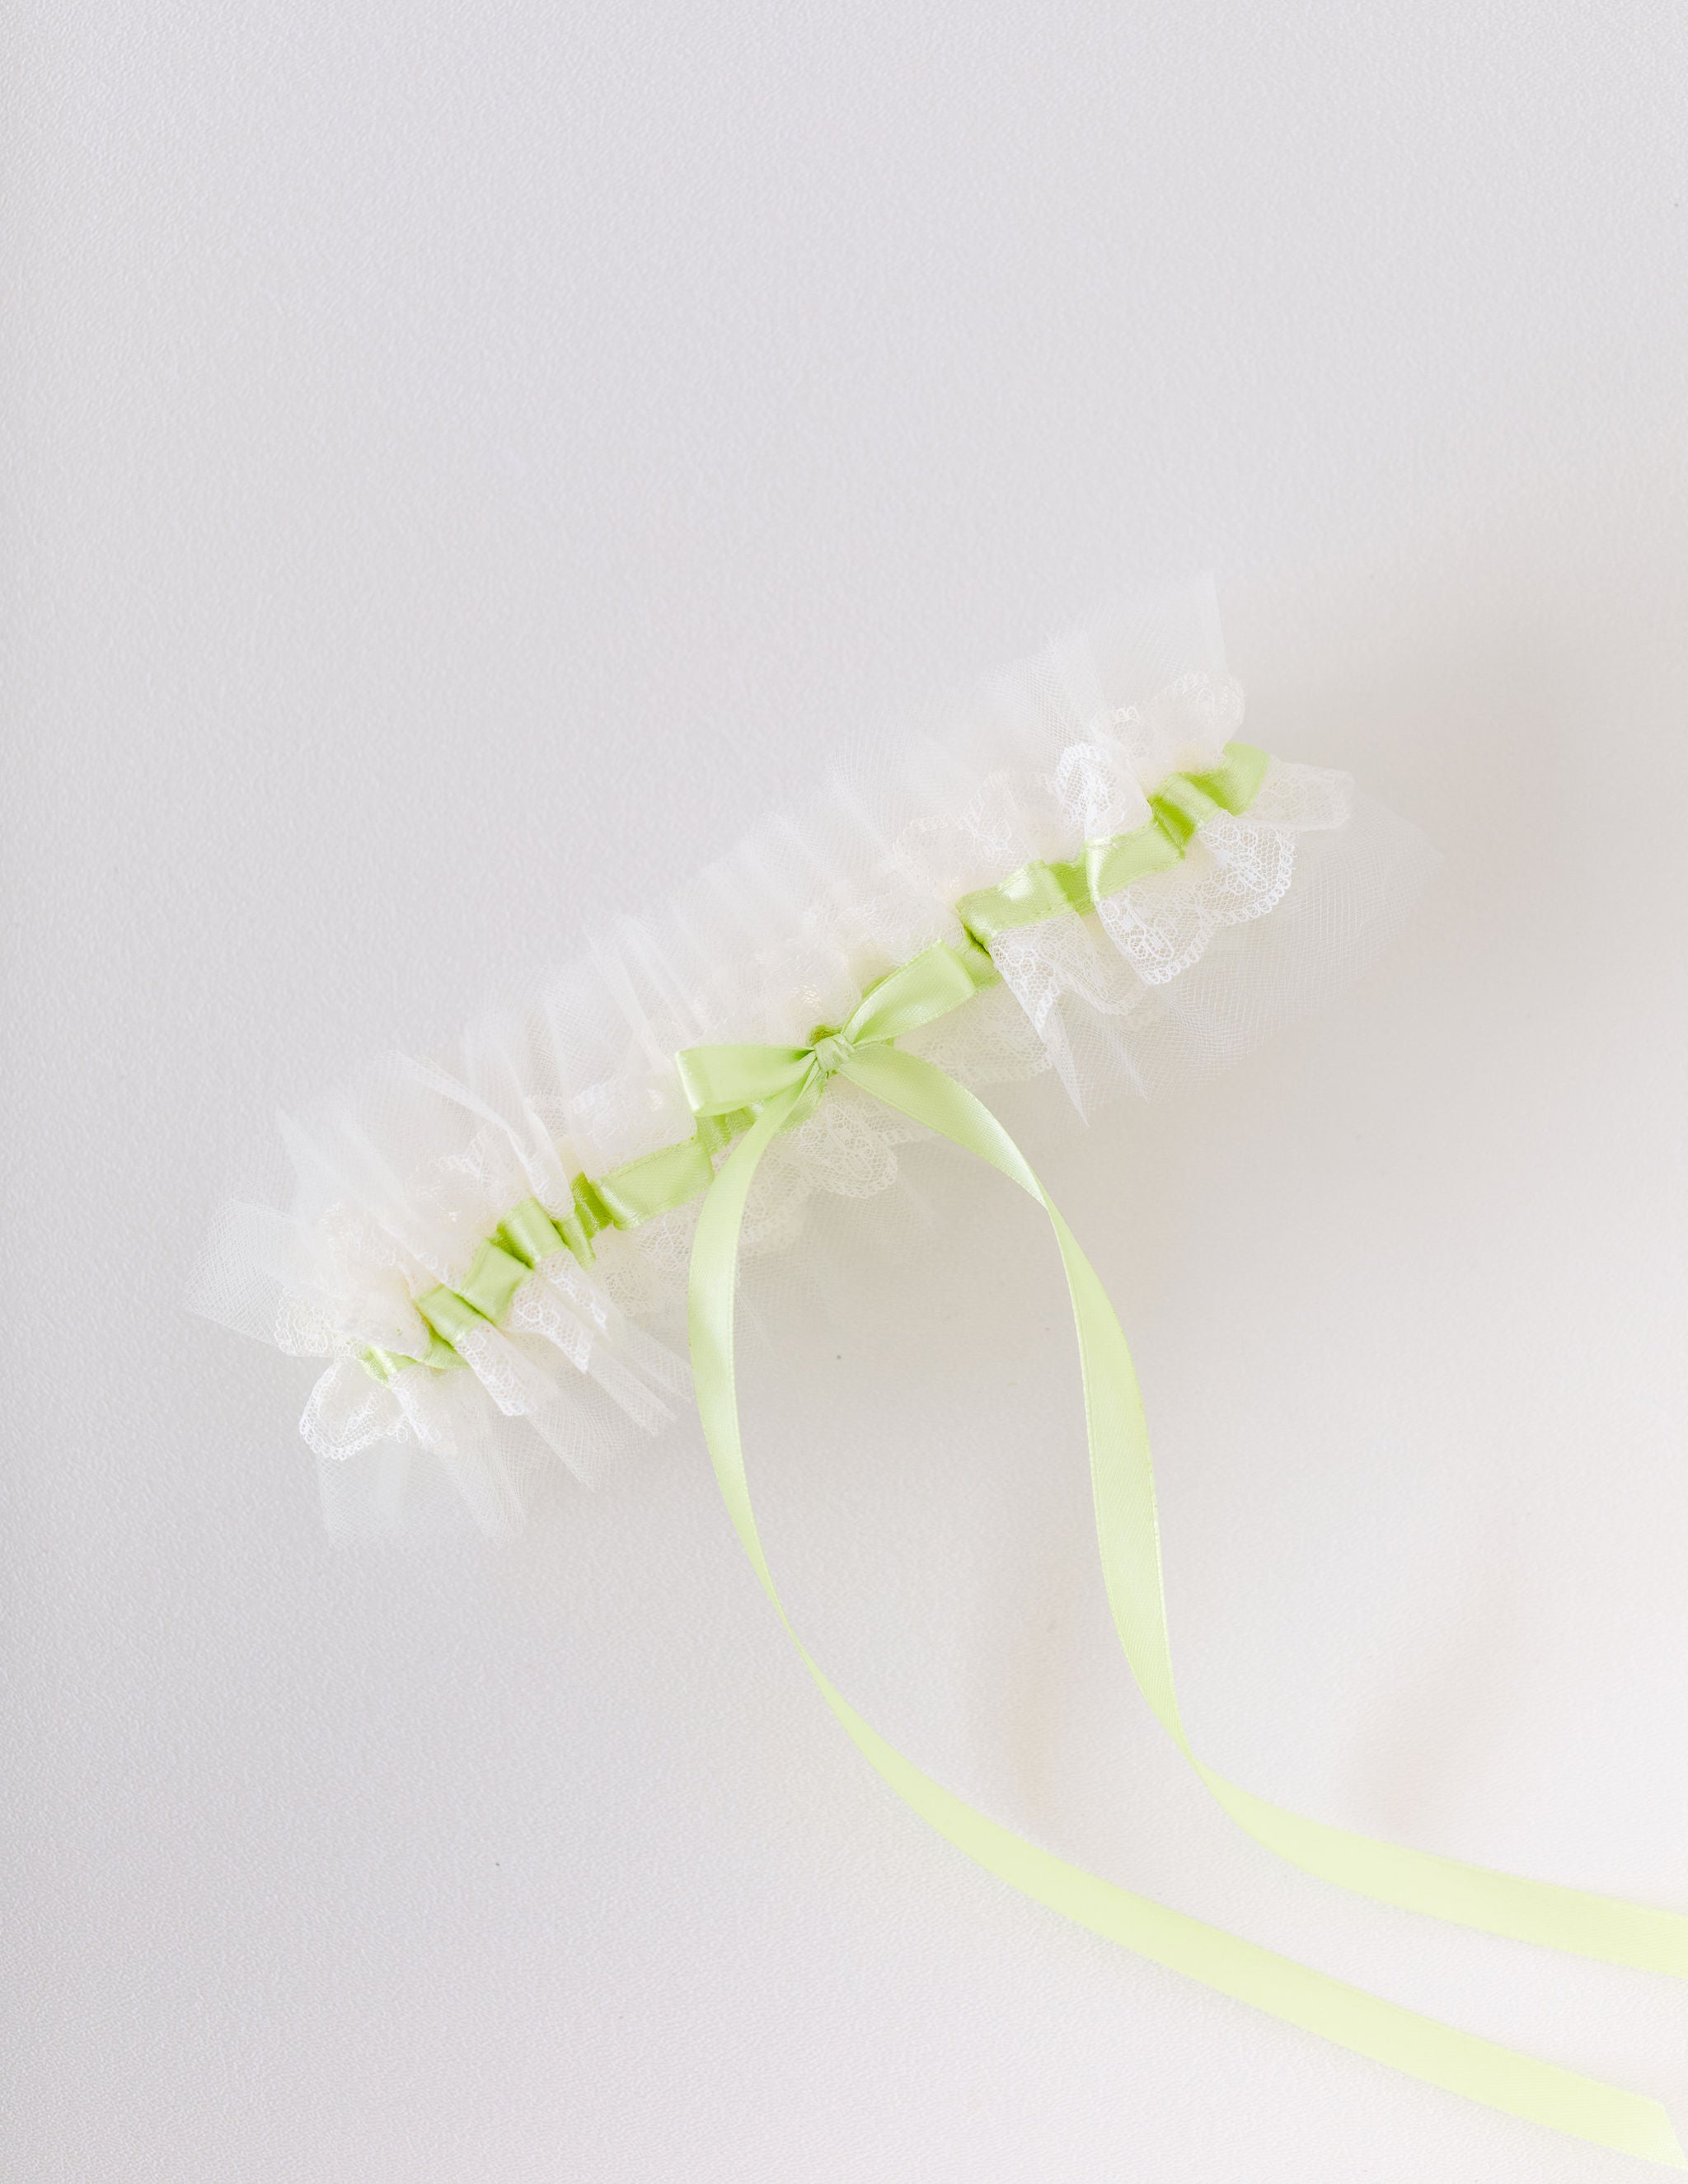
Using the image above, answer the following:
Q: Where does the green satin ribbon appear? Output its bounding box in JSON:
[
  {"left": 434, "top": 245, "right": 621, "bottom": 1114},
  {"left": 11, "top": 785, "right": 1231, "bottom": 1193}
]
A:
[
  {"left": 496, "top": 1195, "right": 575, "bottom": 1269},
  {"left": 955, "top": 739, "right": 1270, "bottom": 943},
  {"left": 359, "top": 1332, "right": 465, "bottom": 1380},
  {"left": 372, "top": 1119, "right": 771, "bottom": 1380},
  {"left": 678, "top": 940, "right": 1687, "bottom": 2167}
]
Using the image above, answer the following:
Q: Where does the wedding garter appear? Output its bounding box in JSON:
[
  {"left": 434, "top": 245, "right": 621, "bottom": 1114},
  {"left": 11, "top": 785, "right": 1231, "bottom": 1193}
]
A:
[{"left": 192, "top": 577, "right": 1687, "bottom": 2166}]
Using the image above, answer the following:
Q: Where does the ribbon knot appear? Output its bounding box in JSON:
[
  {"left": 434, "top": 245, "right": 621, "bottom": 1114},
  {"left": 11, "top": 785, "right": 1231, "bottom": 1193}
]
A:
[{"left": 808, "top": 1029, "right": 855, "bottom": 1077}]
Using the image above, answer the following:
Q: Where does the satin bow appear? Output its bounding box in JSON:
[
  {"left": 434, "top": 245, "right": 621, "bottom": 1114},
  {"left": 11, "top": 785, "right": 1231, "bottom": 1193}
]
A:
[{"left": 676, "top": 938, "right": 997, "bottom": 1132}]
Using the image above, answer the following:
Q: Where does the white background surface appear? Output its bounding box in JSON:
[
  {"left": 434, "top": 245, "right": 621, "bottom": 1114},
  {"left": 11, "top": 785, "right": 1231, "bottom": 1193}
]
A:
[{"left": 8, "top": 7, "right": 1688, "bottom": 2179}]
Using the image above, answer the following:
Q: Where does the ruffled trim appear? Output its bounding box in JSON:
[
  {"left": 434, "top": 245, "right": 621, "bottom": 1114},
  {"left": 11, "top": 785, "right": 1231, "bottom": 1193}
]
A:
[{"left": 189, "top": 578, "right": 1434, "bottom": 1535}]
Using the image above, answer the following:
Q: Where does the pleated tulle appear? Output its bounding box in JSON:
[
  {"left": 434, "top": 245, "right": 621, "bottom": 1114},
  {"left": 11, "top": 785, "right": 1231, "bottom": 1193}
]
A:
[{"left": 190, "top": 577, "right": 1437, "bottom": 1535}]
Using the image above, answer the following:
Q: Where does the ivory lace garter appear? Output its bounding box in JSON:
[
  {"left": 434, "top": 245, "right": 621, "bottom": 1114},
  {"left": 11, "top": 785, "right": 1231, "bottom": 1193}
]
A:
[{"left": 193, "top": 578, "right": 1688, "bottom": 2167}]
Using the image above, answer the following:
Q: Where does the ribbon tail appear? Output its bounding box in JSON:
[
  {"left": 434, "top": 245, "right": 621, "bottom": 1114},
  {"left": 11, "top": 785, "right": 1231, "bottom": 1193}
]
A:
[
  {"left": 845, "top": 1043, "right": 1688, "bottom": 1974},
  {"left": 841, "top": 1042, "right": 1688, "bottom": 2153},
  {"left": 686, "top": 1048, "right": 1686, "bottom": 2166},
  {"left": 1062, "top": 1165, "right": 1688, "bottom": 1975},
  {"left": 688, "top": 1086, "right": 804, "bottom": 1602},
  {"left": 814, "top": 1666, "right": 1685, "bottom": 2171}
]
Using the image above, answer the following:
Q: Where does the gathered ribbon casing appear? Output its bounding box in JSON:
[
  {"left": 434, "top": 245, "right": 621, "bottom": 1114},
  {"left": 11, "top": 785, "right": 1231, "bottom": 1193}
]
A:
[
  {"left": 677, "top": 941, "right": 1688, "bottom": 2171},
  {"left": 953, "top": 737, "right": 1271, "bottom": 940}
]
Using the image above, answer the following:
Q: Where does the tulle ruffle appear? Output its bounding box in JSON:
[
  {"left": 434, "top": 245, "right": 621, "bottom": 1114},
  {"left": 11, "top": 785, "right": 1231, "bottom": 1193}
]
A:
[{"left": 190, "top": 577, "right": 1436, "bottom": 1535}]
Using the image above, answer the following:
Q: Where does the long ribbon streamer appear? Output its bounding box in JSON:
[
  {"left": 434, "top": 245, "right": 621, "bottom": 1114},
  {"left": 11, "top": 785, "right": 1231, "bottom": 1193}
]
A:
[{"left": 679, "top": 944, "right": 1687, "bottom": 2165}]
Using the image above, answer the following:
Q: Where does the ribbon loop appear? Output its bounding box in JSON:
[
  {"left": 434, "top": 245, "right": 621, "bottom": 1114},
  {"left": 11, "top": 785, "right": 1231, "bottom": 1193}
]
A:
[{"left": 675, "top": 1043, "right": 813, "bottom": 1118}]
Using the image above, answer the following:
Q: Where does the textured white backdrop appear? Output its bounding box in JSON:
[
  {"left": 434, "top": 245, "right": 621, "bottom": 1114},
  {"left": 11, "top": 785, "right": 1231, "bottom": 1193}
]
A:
[{"left": 7, "top": 7, "right": 1688, "bottom": 2180}]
